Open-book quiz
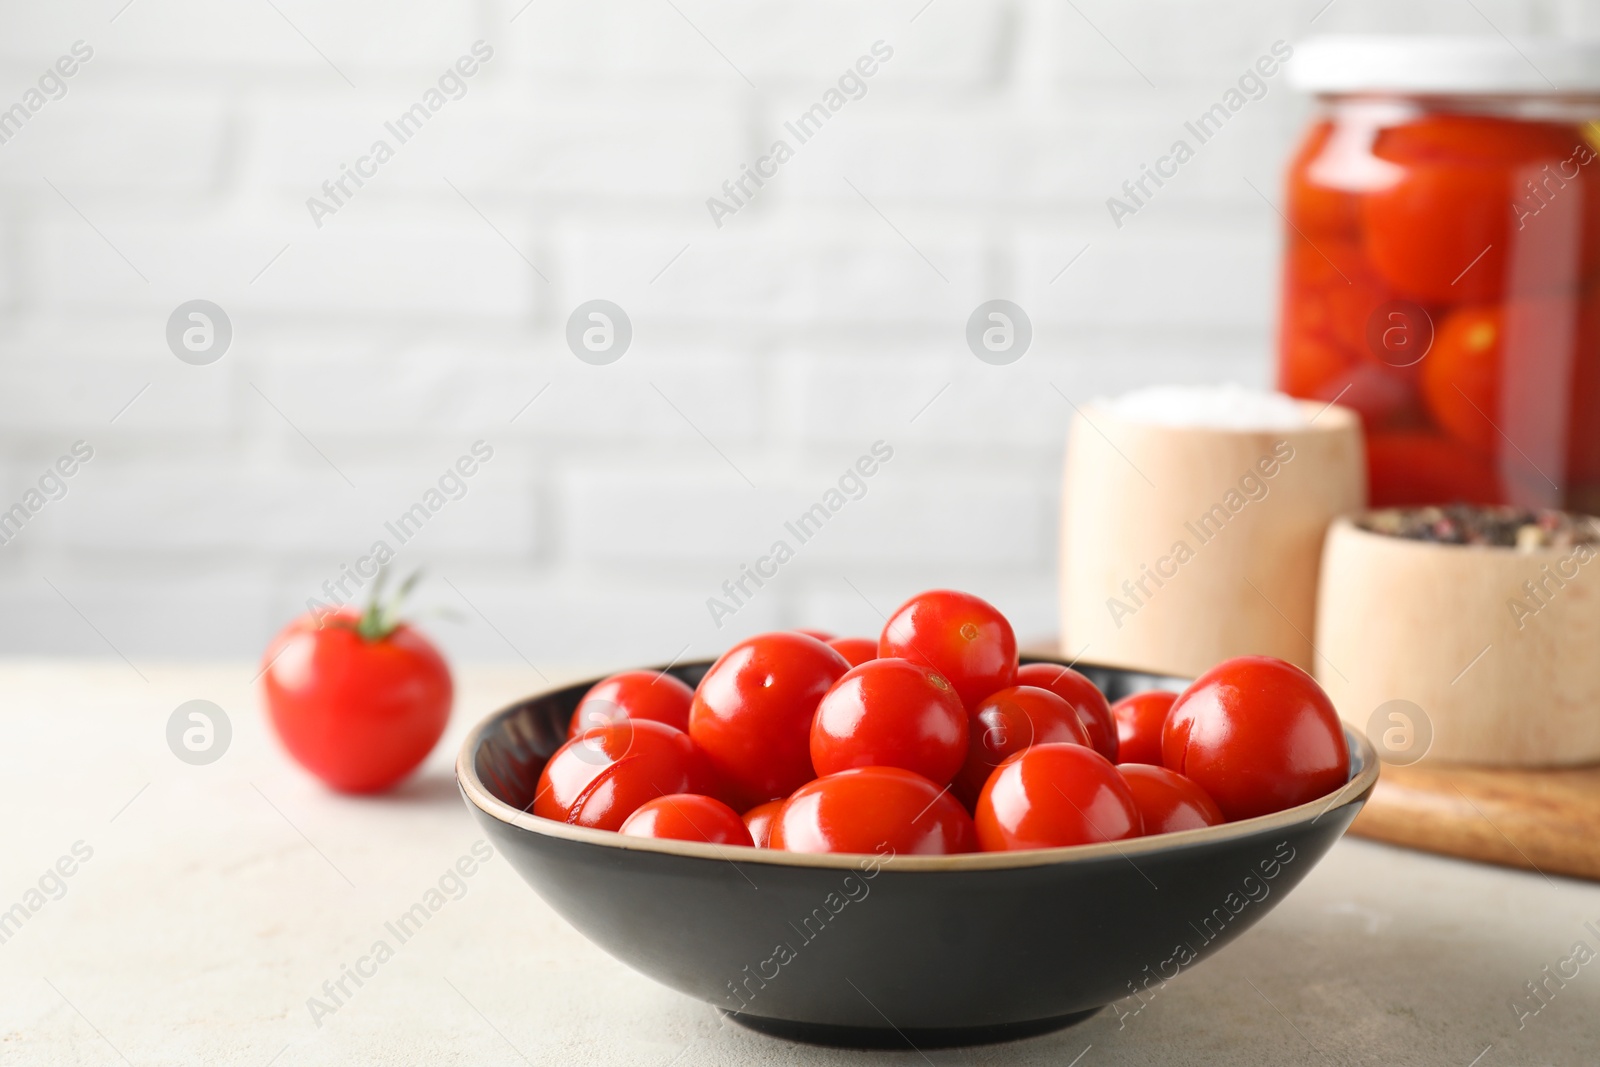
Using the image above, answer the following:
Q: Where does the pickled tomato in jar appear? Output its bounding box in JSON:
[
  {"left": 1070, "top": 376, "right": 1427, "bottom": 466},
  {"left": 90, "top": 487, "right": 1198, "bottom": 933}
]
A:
[{"left": 1279, "top": 38, "right": 1600, "bottom": 511}]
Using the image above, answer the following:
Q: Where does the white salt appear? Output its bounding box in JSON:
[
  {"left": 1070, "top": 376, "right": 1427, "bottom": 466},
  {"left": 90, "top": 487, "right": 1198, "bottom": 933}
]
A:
[{"left": 1093, "top": 384, "right": 1310, "bottom": 429}]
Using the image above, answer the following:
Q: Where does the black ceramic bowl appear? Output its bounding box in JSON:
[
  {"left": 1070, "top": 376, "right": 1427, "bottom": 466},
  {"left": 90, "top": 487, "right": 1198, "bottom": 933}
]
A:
[{"left": 458, "top": 657, "right": 1378, "bottom": 1049}]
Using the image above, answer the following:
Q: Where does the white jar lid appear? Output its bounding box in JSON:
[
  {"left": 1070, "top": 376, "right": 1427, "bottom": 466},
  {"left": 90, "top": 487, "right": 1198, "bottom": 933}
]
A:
[{"left": 1291, "top": 35, "right": 1600, "bottom": 95}]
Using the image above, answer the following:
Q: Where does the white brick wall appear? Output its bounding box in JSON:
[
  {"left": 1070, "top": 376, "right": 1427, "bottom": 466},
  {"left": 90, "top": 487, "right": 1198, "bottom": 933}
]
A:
[{"left": 0, "top": 0, "right": 1585, "bottom": 672}]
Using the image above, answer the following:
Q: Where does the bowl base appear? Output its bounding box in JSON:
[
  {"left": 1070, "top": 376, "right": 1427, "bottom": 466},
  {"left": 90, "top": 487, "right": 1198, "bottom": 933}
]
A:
[{"left": 724, "top": 1007, "right": 1100, "bottom": 1049}]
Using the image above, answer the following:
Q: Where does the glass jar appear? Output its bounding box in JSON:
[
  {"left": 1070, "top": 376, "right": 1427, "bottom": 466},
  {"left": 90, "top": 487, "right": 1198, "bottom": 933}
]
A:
[{"left": 1279, "top": 37, "right": 1600, "bottom": 512}]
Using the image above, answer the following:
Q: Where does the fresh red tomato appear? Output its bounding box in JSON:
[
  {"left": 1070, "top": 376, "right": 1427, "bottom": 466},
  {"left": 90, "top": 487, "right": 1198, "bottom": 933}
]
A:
[
  {"left": 567, "top": 670, "right": 695, "bottom": 739},
  {"left": 879, "top": 589, "right": 1017, "bottom": 709},
  {"left": 1112, "top": 690, "right": 1178, "bottom": 767},
  {"left": 1117, "top": 764, "right": 1224, "bottom": 835},
  {"left": 261, "top": 605, "right": 452, "bottom": 794},
  {"left": 742, "top": 799, "right": 785, "bottom": 848},
  {"left": 1161, "top": 656, "right": 1349, "bottom": 821},
  {"left": 952, "top": 685, "right": 1089, "bottom": 809},
  {"left": 1012, "top": 664, "right": 1117, "bottom": 762},
  {"left": 688, "top": 632, "right": 850, "bottom": 807},
  {"left": 810, "top": 658, "right": 968, "bottom": 785},
  {"left": 620, "top": 793, "right": 753, "bottom": 846},
  {"left": 771, "top": 766, "right": 976, "bottom": 855},
  {"left": 1364, "top": 431, "right": 1501, "bottom": 505},
  {"left": 534, "top": 720, "right": 708, "bottom": 831},
  {"left": 826, "top": 636, "right": 878, "bottom": 667},
  {"left": 975, "top": 743, "right": 1142, "bottom": 851},
  {"left": 793, "top": 628, "right": 834, "bottom": 642}
]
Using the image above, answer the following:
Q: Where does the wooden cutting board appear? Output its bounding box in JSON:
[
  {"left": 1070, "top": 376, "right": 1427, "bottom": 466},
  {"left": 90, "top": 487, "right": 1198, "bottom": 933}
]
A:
[{"left": 1350, "top": 761, "right": 1600, "bottom": 882}]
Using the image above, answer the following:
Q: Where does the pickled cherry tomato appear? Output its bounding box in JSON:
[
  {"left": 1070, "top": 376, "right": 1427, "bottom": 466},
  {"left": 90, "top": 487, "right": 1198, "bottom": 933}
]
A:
[
  {"left": 1280, "top": 103, "right": 1600, "bottom": 511},
  {"left": 1279, "top": 326, "right": 1355, "bottom": 398},
  {"left": 1013, "top": 664, "right": 1117, "bottom": 762},
  {"left": 1420, "top": 304, "right": 1501, "bottom": 453},
  {"left": 879, "top": 590, "right": 1017, "bottom": 709},
  {"left": 1364, "top": 431, "right": 1501, "bottom": 506},
  {"left": 742, "top": 799, "right": 784, "bottom": 848},
  {"left": 1112, "top": 690, "right": 1178, "bottom": 767},
  {"left": 1363, "top": 114, "right": 1596, "bottom": 302},
  {"left": 771, "top": 766, "right": 976, "bottom": 856},
  {"left": 620, "top": 793, "right": 753, "bottom": 846},
  {"left": 535, "top": 720, "right": 708, "bottom": 831},
  {"left": 1117, "top": 764, "right": 1224, "bottom": 835},
  {"left": 826, "top": 636, "right": 878, "bottom": 667},
  {"left": 810, "top": 658, "right": 968, "bottom": 785},
  {"left": 975, "top": 743, "right": 1142, "bottom": 852},
  {"left": 952, "top": 685, "right": 1090, "bottom": 809},
  {"left": 1326, "top": 248, "right": 1408, "bottom": 359},
  {"left": 1162, "top": 656, "right": 1349, "bottom": 821},
  {"left": 1363, "top": 165, "right": 1518, "bottom": 304},
  {"left": 1331, "top": 362, "right": 1424, "bottom": 429},
  {"left": 688, "top": 632, "right": 850, "bottom": 807},
  {"left": 567, "top": 670, "right": 695, "bottom": 739},
  {"left": 1375, "top": 112, "right": 1599, "bottom": 262},
  {"left": 1284, "top": 117, "right": 1361, "bottom": 238},
  {"left": 1567, "top": 282, "right": 1600, "bottom": 492},
  {"left": 1375, "top": 111, "right": 1588, "bottom": 164}
]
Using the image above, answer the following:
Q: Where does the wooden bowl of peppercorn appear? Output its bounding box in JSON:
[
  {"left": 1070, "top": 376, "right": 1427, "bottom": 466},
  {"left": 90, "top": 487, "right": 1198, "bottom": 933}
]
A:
[{"left": 1314, "top": 506, "right": 1600, "bottom": 767}]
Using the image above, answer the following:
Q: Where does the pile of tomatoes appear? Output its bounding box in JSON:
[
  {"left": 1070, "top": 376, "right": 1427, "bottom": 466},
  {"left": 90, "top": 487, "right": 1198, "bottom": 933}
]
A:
[{"left": 533, "top": 590, "right": 1351, "bottom": 855}]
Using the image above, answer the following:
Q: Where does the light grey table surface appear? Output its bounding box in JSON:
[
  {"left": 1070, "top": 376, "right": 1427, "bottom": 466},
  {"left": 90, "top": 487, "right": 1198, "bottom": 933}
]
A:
[{"left": 3, "top": 660, "right": 1597, "bottom": 1066}]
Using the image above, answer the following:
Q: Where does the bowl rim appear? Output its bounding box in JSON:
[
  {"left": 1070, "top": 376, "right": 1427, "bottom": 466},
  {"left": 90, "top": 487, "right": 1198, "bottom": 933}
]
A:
[{"left": 456, "top": 660, "right": 1380, "bottom": 873}]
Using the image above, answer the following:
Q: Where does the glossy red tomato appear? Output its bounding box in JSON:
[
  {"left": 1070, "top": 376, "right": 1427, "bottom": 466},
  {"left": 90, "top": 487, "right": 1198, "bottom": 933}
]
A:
[
  {"left": 742, "top": 799, "right": 785, "bottom": 848},
  {"left": 261, "top": 606, "right": 452, "bottom": 794},
  {"left": 620, "top": 793, "right": 753, "bottom": 846},
  {"left": 810, "top": 659, "right": 968, "bottom": 785},
  {"left": 534, "top": 720, "right": 708, "bottom": 831},
  {"left": 771, "top": 766, "right": 976, "bottom": 855},
  {"left": 879, "top": 590, "right": 1017, "bottom": 709},
  {"left": 1112, "top": 690, "right": 1178, "bottom": 767},
  {"left": 688, "top": 632, "right": 850, "bottom": 807},
  {"left": 793, "top": 628, "right": 834, "bottom": 642},
  {"left": 1117, "top": 764, "right": 1224, "bottom": 835},
  {"left": 1161, "top": 656, "right": 1349, "bottom": 821},
  {"left": 952, "top": 685, "right": 1089, "bottom": 809},
  {"left": 1012, "top": 664, "right": 1117, "bottom": 762},
  {"left": 566, "top": 670, "right": 694, "bottom": 739},
  {"left": 826, "top": 636, "right": 878, "bottom": 667},
  {"left": 975, "top": 743, "right": 1142, "bottom": 851}
]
